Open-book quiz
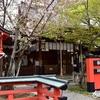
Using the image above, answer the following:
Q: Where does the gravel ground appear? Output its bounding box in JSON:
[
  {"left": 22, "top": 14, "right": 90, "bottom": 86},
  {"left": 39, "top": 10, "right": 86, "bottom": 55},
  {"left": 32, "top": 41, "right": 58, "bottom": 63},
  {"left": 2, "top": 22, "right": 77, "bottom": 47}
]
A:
[{"left": 63, "top": 90, "right": 96, "bottom": 100}]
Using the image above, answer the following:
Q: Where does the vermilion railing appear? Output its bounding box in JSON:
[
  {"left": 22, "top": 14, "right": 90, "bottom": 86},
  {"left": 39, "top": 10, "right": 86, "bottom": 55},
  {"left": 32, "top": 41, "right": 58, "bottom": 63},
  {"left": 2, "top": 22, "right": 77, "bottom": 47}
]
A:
[{"left": 0, "top": 75, "right": 68, "bottom": 100}]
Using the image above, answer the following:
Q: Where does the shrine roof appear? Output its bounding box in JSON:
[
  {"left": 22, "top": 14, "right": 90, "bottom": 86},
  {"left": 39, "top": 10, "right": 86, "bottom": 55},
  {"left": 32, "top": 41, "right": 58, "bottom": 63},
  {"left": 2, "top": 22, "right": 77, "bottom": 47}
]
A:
[
  {"left": 0, "top": 25, "right": 12, "bottom": 35},
  {"left": 0, "top": 25, "right": 12, "bottom": 40}
]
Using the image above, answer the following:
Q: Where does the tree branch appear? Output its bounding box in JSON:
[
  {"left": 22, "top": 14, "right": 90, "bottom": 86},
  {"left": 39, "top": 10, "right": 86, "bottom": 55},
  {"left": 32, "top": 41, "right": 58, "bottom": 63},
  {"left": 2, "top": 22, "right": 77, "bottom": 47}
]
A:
[
  {"left": 30, "top": 0, "right": 55, "bottom": 36},
  {"left": 88, "top": 33, "right": 100, "bottom": 52}
]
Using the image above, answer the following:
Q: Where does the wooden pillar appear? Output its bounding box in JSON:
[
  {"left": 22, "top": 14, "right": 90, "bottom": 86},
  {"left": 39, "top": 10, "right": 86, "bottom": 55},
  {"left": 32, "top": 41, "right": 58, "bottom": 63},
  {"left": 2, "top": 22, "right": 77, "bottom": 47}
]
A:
[
  {"left": 0, "top": 33, "right": 3, "bottom": 53},
  {"left": 39, "top": 38, "right": 43, "bottom": 75},
  {"left": 60, "top": 41, "right": 63, "bottom": 76}
]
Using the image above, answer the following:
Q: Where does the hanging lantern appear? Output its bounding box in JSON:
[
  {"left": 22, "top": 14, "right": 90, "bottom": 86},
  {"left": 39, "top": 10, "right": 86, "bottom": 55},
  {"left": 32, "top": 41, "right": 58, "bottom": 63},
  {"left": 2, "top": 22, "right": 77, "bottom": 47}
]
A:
[{"left": 0, "top": 25, "right": 11, "bottom": 56}]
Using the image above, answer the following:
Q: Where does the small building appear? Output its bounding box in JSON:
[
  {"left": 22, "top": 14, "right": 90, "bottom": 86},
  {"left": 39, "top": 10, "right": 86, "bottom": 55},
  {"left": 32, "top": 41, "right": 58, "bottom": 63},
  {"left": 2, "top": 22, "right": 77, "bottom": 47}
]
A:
[{"left": 19, "top": 38, "right": 75, "bottom": 76}]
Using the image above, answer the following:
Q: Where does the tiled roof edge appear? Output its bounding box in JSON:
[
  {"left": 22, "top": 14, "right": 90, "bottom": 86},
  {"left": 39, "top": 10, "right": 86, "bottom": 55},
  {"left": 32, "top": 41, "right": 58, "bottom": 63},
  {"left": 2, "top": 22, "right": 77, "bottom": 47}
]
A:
[{"left": 0, "top": 25, "right": 12, "bottom": 35}]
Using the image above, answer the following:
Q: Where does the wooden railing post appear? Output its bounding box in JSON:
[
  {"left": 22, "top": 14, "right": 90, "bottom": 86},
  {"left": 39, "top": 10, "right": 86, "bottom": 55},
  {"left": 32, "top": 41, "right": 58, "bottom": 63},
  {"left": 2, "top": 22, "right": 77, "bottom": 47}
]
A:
[
  {"left": 38, "top": 83, "right": 43, "bottom": 97},
  {"left": 53, "top": 88, "right": 61, "bottom": 100},
  {"left": 8, "top": 94, "right": 13, "bottom": 100}
]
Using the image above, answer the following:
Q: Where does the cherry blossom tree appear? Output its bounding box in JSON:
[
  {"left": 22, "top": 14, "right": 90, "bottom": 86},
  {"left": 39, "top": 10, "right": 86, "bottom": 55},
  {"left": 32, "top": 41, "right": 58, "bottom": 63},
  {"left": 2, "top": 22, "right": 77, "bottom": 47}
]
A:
[{"left": 0, "top": 0, "right": 58, "bottom": 77}]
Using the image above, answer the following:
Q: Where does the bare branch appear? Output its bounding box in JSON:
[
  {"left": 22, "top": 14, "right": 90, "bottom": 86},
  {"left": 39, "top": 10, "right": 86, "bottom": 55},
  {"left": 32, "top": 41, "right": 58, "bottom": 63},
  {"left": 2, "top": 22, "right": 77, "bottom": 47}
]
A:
[
  {"left": 7, "top": 14, "right": 15, "bottom": 26},
  {"left": 25, "top": 0, "right": 32, "bottom": 17},
  {"left": 7, "top": 0, "right": 13, "bottom": 8},
  {"left": 30, "top": 0, "right": 55, "bottom": 36},
  {"left": 41, "top": 13, "right": 52, "bottom": 33},
  {"left": 88, "top": 32, "right": 100, "bottom": 52}
]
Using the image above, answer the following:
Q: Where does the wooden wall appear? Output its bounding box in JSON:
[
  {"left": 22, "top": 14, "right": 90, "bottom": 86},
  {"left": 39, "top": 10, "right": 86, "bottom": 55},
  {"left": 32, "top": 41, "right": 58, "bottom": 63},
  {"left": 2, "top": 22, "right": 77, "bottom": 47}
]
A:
[{"left": 19, "top": 50, "right": 72, "bottom": 76}]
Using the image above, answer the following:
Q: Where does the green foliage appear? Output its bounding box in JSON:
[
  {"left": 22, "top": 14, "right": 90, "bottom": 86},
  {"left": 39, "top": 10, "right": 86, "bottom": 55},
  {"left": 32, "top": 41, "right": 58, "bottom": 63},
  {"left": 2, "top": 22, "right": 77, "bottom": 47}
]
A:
[
  {"left": 58, "top": 0, "right": 100, "bottom": 51},
  {"left": 42, "top": 24, "right": 69, "bottom": 40},
  {"left": 68, "top": 84, "right": 91, "bottom": 96},
  {"left": 64, "top": 2, "right": 86, "bottom": 25},
  {"left": 42, "top": 0, "right": 100, "bottom": 52},
  {"left": 62, "top": 0, "right": 100, "bottom": 27}
]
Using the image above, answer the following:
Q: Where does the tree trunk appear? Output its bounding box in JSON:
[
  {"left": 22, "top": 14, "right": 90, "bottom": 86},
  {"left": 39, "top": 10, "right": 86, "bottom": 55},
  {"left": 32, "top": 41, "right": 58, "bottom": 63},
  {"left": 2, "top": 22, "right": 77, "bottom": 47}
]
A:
[
  {"left": 16, "top": 48, "right": 25, "bottom": 76},
  {"left": 7, "top": 29, "right": 18, "bottom": 76},
  {"left": 79, "top": 63, "right": 86, "bottom": 88},
  {"left": 15, "top": 57, "right": 22, "bottom": 76}
]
